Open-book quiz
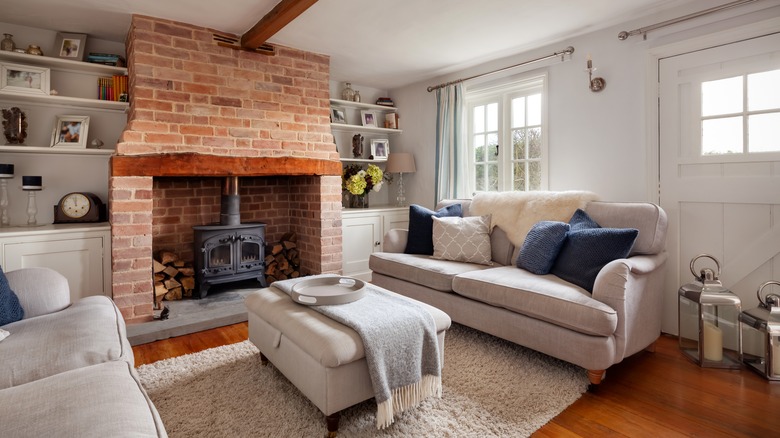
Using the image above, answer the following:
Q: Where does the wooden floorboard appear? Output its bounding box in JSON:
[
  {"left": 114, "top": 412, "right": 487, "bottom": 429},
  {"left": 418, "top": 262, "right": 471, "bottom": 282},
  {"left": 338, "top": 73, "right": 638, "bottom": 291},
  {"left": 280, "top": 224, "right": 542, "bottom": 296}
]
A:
[{"left": 132, "top": 325, "right": 780, "bottom": 436}]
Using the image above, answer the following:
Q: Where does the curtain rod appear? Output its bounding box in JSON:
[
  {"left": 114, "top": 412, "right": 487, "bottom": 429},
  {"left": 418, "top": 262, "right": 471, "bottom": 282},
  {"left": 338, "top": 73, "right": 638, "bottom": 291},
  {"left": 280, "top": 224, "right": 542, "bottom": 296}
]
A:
[
  {"left": 426, "top": 46, "right": 574, "bottom": 92},
  {"left": 618, "top": 0, "right": 759, "bottom": 41}
]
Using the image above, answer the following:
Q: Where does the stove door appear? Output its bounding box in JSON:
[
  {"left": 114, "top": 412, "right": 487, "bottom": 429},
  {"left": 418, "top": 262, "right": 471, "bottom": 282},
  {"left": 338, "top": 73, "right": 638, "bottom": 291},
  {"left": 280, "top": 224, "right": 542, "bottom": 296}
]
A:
[
  {"left": 201, "top": 233, "right": 236, "bottom": 276},
  {"left": 236, "top": 232, "right": 264, "bottom": 273}
]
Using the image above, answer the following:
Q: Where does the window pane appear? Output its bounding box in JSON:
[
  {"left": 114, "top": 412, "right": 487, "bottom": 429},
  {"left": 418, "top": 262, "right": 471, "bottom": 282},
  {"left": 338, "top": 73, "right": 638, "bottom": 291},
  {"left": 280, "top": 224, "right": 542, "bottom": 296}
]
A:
[
  {"left": 513, "top": 162, "right": 526, "bottom": 191},
  {"left": 528, "top": 127, "right": 541, "bottom": 158},
  {"left": 529, "top": 161, "right": 541, "bottom": 191},
  {"left": 702, "top": 76, "right": 742, "bottom": 116},
  {"left": 488, "top": 164, "right": 498, "bottom": 191},
  {"left": 748, "top": 113, "right": 780, "bottom": 152},
  {"left": 513, "top": 129, "right": 526, "bottom": 159},
  {"left": 512, "top": 97, "right": 526, "bottom": 128},
  {"left": 748, "top": 69, "right": 780, "bottom": 111},
  {"left": 702, "top": 117, "right": 743, "bottom": 155},
  {"left": 473, "top": 106, "right": 485, "bottom": 133},
  {"left": 475, "top": 164, "right": 485, "bottom": 191},
  {"left": 487, "top": 103, "right": 498, "bottom": 132},
  {"left": 527, "top": 94, "right": 542, "bottom": 126},
  {"left": 474, "top": 134, "right": 485, "bottom": 162}
]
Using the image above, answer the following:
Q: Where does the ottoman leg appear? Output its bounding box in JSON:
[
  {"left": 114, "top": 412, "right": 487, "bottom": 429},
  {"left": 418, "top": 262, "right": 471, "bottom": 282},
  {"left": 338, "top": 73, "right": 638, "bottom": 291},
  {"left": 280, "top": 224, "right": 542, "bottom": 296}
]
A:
[
  {"left": 326, "top": 412, "right": 340, "bottom": 437},
  {"left": 259, "top": 352, "right": 269, "bottom": 366}
]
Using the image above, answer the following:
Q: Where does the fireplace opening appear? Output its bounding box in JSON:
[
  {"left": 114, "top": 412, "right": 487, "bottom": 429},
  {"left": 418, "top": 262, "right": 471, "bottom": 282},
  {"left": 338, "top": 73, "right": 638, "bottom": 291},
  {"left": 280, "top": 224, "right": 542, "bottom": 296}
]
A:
[{"left": 192, "top": 176, "right": 267, "bottom": 298}]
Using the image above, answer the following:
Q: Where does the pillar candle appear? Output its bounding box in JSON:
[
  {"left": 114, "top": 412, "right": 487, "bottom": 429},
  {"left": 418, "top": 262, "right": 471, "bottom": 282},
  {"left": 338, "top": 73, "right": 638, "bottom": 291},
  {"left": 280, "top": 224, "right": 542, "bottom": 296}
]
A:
[
  {"left": 22, "top": 176, "right": 42, "bottom": 190},
  {"left": 772, "top": 341, "right": 780, "bottom": 376},
  {"left": 703, "top": 321, "right": 723, "bottom": 361}
]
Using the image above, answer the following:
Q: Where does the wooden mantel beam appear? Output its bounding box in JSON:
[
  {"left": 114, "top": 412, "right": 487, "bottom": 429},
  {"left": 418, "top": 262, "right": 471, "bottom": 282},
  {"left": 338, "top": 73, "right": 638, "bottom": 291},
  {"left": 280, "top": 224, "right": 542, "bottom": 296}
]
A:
[
  {"left": 240, "top": 0, "right": 319, "bottom": 49},
  {"left": 110, "top": 154, "right": 341, "bottom": 177}
]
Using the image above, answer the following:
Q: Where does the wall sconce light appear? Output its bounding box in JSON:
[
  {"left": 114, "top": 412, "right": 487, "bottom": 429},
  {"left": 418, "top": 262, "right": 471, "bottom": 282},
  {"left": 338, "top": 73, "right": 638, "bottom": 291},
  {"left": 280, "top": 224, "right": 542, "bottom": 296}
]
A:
[{"left": 586, "top": 54, "right": 606, "bottom": 92}]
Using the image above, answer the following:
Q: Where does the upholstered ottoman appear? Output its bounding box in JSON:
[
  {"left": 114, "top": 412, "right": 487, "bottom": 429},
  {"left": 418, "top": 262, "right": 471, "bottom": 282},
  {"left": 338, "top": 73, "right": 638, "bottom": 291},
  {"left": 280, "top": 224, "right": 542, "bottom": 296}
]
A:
[{"left": 245, "top": 283, "right": 451, "bottom": 436}]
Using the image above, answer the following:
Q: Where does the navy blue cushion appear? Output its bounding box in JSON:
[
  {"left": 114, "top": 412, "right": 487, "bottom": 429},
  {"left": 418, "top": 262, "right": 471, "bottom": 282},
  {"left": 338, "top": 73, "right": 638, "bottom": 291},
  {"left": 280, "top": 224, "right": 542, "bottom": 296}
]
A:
[
  {"left": 517, "top": 221, "right": 570, "bottom": 275},
  {"left": 550, "top": 210, "right": 638, "bottom": 292},
  {"left": 0, "top": 266, "right": 24, "bottom": 326},
  {"left": 404, "top": 204, "right": 463, "bottom": 255}
]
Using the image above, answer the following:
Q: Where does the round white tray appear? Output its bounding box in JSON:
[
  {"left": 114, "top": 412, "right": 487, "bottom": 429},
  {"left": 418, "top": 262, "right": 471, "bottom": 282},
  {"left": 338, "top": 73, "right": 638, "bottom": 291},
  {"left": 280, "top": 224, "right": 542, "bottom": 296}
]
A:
[{"left": 290, "top": 276, "right": 366, "bottom": 306}]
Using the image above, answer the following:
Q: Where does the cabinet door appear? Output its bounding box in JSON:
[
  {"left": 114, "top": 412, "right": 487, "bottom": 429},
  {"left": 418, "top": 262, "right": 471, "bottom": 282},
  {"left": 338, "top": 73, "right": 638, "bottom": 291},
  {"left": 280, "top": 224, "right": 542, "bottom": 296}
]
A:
[
  {"left": 342, "top": 214, "right": 382, "bottom": 281},
  {"left": 382, "top": 210, "right": 409, "bottom": 245},
  {"left": 3, "top": 237, "right": 105, "bottom": 302}
]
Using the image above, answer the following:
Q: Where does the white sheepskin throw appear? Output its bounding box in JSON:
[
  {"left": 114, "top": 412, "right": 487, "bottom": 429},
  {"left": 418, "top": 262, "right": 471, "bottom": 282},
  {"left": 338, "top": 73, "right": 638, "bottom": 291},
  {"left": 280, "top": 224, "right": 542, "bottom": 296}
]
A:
[{"left": 470, "top": 191, "right": 599, "bottom": 248}]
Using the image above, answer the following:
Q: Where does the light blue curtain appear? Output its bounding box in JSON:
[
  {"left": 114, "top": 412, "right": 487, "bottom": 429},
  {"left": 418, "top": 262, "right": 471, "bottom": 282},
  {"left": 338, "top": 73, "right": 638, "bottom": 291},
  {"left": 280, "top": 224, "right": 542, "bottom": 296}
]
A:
[{"left": 434, "top": 83, "right": 466, "bottom": 203}]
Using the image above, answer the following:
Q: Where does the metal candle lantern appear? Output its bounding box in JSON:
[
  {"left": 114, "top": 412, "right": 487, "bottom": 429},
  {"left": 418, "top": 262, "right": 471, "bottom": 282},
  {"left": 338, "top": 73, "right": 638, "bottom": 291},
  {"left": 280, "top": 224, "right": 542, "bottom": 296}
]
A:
[
  {"left": 678, "top": 254, "right": 742, "bottom": 368},
  {"left": 739, "top": 281, "right": 780, "bottom": 380}
]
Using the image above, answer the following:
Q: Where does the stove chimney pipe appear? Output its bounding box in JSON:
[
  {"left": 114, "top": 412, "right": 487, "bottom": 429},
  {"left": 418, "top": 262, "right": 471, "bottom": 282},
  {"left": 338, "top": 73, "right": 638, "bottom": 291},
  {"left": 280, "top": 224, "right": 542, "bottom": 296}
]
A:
[{"left": 220, "top": 176, "right": 241, "bottom": 225}]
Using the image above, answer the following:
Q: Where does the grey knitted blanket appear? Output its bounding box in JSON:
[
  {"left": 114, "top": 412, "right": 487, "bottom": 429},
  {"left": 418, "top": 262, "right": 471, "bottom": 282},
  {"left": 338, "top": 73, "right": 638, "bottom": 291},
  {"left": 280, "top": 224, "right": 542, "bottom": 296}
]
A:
[{"left": 272, "top": 276, "right": 441, "bottom": 429}]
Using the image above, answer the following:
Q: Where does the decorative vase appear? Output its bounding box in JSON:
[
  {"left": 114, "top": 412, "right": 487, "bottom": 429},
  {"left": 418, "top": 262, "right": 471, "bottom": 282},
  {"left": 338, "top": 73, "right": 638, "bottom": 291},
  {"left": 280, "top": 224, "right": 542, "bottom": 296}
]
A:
[
  {"left": 2, "top": 107, "right": 27, "bottom": 145},
  {"left": 25, "top": 44, "right": 43, "bottom": 56},
  {"left": 353, "top": 90, "right": 361, "bottom": 102},
  {"left": 0, "top": 34, "right": 15, "bottom": 51},
  {"left": 341, "top": 82, "right": 355, "bottom": 101},
  {"left": 348, "top": 193, "right": 369, "bottom": 209}
]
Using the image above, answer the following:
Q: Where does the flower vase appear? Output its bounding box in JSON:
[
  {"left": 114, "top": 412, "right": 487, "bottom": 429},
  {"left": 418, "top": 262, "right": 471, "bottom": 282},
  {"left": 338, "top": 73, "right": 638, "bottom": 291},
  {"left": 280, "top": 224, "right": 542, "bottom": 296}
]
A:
[{"left": 349, "top": 193, "right": 369, "bottom": 209}]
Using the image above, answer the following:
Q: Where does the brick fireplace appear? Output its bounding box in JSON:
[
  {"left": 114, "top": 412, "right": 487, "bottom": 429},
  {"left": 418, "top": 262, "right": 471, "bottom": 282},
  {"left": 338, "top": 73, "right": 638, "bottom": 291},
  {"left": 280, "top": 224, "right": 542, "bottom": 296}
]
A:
[{"left": 110, "top": 15, "right": 343, "bottom": 322}]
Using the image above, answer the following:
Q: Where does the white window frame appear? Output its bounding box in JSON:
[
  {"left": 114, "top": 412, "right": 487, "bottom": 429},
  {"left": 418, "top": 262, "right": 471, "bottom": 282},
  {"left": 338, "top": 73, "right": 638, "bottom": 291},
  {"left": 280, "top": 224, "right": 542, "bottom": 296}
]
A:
[{"left": 464, "top": 72, "right": 548, "bottom": 193}]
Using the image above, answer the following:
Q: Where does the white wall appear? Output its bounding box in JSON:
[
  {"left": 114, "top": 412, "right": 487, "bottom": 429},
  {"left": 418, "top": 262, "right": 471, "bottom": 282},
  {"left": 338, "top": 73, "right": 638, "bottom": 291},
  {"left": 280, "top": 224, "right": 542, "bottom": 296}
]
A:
[{"left": 388, "top": 0, "right": 779, "bottom": 209}]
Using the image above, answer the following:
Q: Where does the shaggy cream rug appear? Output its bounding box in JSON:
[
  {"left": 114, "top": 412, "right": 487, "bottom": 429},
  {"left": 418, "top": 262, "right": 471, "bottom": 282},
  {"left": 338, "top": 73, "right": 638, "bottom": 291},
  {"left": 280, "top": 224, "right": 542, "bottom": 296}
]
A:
[{"left": 137, "top": 324, "right": 588, "bottom": 437}]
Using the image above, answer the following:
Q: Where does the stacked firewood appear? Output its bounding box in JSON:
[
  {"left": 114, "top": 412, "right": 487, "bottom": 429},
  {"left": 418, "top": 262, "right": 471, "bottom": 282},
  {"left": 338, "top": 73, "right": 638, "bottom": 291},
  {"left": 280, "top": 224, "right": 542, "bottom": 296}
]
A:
[
  {"left": 265, "top": 231, "right": 301, "bottom": 284},
  {"left": 153, "top": 250, "right": 195, "bottom": 308}
]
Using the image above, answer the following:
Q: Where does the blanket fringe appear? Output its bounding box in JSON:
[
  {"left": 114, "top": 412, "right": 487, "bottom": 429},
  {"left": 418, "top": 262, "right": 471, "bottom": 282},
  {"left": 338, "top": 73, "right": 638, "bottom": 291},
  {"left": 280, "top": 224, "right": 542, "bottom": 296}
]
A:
[{"left": 376, "top": 374, "right": 442, "bottom": 429}]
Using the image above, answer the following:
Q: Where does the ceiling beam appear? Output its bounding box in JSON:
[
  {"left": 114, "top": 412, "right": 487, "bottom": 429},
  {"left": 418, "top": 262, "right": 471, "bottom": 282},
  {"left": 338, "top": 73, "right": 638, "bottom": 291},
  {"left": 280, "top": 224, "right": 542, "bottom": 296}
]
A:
[{"left": 240, "top": 0, "right": 318, "bottom": 49}]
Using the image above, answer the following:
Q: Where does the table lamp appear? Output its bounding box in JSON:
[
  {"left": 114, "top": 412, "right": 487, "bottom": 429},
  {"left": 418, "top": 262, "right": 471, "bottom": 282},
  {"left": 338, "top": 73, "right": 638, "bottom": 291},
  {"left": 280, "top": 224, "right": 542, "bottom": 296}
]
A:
[{"left": 385, "top": 152, "right": 416, "bottom": 207}]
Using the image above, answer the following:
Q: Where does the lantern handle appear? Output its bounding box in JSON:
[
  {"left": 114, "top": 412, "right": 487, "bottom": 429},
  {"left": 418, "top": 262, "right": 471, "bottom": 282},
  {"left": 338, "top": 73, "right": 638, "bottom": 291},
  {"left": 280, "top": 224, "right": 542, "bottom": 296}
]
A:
[
  {"left": 689, "top": 254, "right": 720, "bottom": 281},
  {"left": 756, "top": 280, "right": 780, "bottom": 308}
]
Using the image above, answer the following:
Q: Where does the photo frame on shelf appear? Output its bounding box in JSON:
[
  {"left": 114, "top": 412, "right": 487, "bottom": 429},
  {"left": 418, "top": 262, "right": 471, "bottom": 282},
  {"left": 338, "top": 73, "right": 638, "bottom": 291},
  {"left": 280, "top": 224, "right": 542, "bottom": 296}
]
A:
[
  {"left": 331, "top": 106, "right": 347, "bottom": 124},
  {"left": 0, "top": 63, "right": 50, "bottom": 96},
  {"left": 371, "top": 139, "right": 389, "bottom": 160},
  {"left": 54, "top": 32, "right": 88, "bottom": 61},
  {"left": 361, "top": 110, "right": 377, "bottom": 127},
  {"left": 51, "top": 115, "right": 90, "bottom": 149}
]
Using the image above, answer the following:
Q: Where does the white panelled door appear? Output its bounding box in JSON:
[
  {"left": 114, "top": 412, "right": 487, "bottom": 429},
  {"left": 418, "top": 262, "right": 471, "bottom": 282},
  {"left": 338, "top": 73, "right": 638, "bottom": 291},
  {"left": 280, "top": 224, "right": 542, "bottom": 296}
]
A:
[{"left": 659, "top": 33, "right": 780, "bottom": 334}]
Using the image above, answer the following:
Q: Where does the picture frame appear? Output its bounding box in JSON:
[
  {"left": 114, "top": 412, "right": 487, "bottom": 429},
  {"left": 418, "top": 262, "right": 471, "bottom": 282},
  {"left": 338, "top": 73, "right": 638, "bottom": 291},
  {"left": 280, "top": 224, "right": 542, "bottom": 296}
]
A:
[
  {"left": 331, "top": 106, "right": 347, "bottom": 124},
  {"left": 51, "top": 115, "right": 90, "bottom": 149},
  {"left": 54, "top": 32, "right": 88, "bottom": 61},
  {"left": 371, "top": 139, "right": 389, "bottom": 160},
  {"left": 0, "top": 63, "right": 50, "bottom": 96},
  {"left": 361, "top": 110, "right": 377, "bottom": 127}
]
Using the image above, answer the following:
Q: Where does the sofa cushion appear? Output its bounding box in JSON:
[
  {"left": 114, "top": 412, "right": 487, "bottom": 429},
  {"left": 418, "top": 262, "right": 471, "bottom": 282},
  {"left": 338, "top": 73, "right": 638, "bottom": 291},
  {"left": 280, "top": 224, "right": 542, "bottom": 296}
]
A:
[
  {"left": 369, "top": 252, "right": 490, "bottom": 292},
  {"left": 405, "top": 203, "right": 462, "bottom": 255},
  {"left": 550, "top": 209, "right": 638, "bottom": 292},
  {"left": 432, "top": 215, "right": 493, "bottom": 266},
  {"left": 0, "top": 295, "right": 132, "bottom": 389},
  {"left": 452, "top": 266, "right": 618, "bottom": 336},
  {"left": 0, "top": 361, "right": 166, "bottom": 437},
  {"left": 517, "top": 221, "right": 570, "bottom": 274},
  {"left": 585, "top": 202, "right": 667, "bottom": 256},
  {"left": 0, "top": 266, "right": 24, "bottom": 326}
]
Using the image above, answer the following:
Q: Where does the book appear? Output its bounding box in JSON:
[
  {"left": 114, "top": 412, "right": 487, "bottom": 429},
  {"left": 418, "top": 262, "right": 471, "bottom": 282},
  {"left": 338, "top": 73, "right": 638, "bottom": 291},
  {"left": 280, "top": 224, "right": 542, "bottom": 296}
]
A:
[
  {"left": 97, "top": 74, "right": 128, "bottom": 101},
  {"left": 384, "top": 113, "right": 399, "bottom": 130}
]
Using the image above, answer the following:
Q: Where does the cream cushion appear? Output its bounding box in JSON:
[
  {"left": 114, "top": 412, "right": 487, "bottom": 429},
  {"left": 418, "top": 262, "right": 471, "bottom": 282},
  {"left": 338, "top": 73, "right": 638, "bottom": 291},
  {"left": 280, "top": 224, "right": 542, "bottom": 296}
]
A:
[{"left": 432, "top": 215, "right": 493, "bottom": 266}]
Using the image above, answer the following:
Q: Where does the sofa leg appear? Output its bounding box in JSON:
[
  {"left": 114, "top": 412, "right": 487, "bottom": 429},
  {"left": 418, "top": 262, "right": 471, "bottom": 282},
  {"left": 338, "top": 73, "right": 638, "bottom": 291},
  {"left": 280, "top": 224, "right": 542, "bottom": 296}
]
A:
[
  {"left": 326, "top": 412, "right": 340, "bottom": 437},
  {"left": 587, "top": 369, "right": 606, "bottom": 386},
  {"left": 645, "top": 341, "right": 657, "bottom": 353},
  {"left": 259, "top": 352, "right": 268, "bottom": 366}
]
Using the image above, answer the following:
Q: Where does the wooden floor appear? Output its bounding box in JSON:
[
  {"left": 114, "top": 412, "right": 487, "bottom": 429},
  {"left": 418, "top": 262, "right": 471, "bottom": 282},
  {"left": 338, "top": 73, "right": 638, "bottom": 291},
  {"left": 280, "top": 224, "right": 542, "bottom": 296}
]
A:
[{"left": 133, "top": 324, "right": 780, "bottom": 437}]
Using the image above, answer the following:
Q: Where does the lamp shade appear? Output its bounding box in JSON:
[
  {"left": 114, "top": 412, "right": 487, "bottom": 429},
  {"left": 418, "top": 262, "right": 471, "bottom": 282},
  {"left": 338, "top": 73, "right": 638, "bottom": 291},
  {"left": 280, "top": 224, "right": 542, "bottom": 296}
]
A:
[{"left": 385, "top": 152, "right": 416, "bottom": 174}]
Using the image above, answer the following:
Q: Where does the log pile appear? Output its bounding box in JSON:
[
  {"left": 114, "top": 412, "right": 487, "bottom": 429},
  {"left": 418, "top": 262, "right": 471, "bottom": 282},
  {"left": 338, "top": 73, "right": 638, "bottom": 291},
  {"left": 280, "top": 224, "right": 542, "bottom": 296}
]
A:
[
  {"left": 265, "top": 231, "right": 301, "bottom": 284},
  {"left": 153, "top": 250, "right": 195, "bottom": 308}
]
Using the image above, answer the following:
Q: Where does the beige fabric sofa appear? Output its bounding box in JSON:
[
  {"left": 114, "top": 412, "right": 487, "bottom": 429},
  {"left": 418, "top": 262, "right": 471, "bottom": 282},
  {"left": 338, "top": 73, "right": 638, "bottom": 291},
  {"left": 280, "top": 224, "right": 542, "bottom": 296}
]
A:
[
  {"left": 369, "top": 198, "right": 668, "bottom": 385},
  {"left": 0, "top": 267, "right": 167, "bottom": 437}
]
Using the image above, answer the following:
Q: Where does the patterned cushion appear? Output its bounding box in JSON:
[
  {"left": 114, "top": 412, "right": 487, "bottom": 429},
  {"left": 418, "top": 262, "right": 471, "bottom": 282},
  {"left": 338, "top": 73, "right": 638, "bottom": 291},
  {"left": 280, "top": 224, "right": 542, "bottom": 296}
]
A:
[
  {"left": 550, "top": 210, "right": 638, "bottom": 292},
  {"left": 405, "top": 203, "right": 463, "bottom": 255},
  {"left": 0, "top": 266, "right": 24, "bottom": 326},
  {"left": 431, "top": 215, "right": 493, "bottom": 266},
  {"left": 517, "top": 221, "right": 570, "bottom": 275}
]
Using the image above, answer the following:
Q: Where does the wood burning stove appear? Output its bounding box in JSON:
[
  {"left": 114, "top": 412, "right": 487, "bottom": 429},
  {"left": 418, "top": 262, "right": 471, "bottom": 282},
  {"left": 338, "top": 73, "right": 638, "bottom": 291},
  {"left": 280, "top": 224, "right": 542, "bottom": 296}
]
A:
[{"left": 192, "top": 176, "right": 267, "bottom": 298}]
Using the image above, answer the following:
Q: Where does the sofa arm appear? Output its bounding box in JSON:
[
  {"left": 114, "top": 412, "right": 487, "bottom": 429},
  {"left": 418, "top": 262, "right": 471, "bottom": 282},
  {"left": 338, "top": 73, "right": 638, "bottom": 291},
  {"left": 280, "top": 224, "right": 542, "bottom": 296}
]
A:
[
  {"left": 382, "top": 229, "right": 408, "bottom": 253},
  {"left": 6, "top": 267, "right": 71, "bottom": 319},
  {"left": 591, "top": 252, "right": 668, "bottom": 360}
]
